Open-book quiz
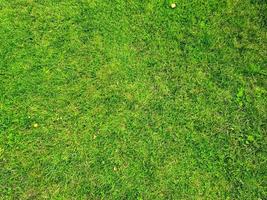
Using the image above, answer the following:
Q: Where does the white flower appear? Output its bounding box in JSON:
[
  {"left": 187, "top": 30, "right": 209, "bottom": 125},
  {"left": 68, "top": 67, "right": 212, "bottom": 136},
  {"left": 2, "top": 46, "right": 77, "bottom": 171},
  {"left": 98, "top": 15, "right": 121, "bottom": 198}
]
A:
[{"left": 171, "top": 3, "right": 176, "bottom": 8}]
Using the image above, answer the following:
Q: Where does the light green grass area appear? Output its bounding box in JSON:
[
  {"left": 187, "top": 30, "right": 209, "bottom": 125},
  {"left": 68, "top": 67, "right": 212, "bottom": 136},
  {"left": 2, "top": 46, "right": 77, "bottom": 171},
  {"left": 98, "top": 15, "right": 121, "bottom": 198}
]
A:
[{"left": 0, "top": 0, "right": 266, "bottom": 199}]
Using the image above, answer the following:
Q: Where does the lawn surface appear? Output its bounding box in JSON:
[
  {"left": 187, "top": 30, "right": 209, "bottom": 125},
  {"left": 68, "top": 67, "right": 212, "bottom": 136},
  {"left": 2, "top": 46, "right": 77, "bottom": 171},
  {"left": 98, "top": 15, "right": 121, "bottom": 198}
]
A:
[{"left": 0, "top": 0, "right": 267, "bottom": 199}]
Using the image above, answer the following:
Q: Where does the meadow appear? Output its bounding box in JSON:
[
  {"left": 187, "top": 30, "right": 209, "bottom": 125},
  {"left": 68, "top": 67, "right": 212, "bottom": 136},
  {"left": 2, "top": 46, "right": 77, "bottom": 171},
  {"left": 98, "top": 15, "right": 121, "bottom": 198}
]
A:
[{"left": 0, "top": 0, "right": 266, "bottom": 199}]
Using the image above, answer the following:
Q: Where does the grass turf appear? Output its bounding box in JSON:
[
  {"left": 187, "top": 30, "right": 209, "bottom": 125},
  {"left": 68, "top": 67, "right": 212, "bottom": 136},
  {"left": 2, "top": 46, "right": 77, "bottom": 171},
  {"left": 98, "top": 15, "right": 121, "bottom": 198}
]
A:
[{"left": 0, "top": 0, "right": 266, "bottom": 199}]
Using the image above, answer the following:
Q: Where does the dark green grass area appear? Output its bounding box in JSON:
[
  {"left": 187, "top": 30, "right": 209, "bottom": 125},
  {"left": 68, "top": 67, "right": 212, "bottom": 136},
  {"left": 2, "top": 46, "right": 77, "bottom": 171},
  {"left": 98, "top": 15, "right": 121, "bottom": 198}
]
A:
[{"left": 0, "top": 0, "right": 266, "bottom": 199}]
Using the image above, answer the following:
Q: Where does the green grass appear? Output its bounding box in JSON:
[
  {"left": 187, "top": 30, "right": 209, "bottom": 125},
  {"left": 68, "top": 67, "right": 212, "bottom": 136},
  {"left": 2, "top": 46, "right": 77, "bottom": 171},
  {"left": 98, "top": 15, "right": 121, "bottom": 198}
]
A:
[{"left": 0, "top": 0, "right": 266, "bottom": 199}]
